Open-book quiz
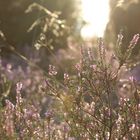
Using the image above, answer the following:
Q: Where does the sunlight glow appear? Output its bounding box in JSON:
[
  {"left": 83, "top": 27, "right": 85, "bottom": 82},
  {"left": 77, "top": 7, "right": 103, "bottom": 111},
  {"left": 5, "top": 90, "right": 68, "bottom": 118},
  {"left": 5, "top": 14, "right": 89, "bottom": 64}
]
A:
[{"left": 81, "top": 0, "right": 110, "bottom": 38}]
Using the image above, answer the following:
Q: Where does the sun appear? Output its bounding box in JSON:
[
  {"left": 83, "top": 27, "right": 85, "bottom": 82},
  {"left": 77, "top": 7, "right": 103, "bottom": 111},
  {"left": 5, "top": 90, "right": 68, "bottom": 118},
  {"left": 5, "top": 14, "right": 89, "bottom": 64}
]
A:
[{"left": 81, "top": 0, "right": 110, "bottom": 39}]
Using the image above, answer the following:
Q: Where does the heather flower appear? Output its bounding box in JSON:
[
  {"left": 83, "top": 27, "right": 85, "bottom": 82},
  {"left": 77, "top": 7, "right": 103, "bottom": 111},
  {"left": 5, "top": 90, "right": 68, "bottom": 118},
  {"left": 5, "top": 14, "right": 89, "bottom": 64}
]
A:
[
  {"left": 129, "top": 76, "right": 135, "bottom": 82},
  {"left": 23, "top": 108, "right": 40, "bottom": 120},
  {"left": 77, "top": 86, "right": 82, "bottom": 92},
  {"left": 64, "top": 73, "right": 70, "bottom": 85},
  {"left": 87, "top": 47, "right": 93, "bottom": 61},
  {"left": 129, "top": 34, "right": 140, "bottom": 47},
  {"left": 16, "top": 82, "right": 23, "bottom": 93},
  {"left": 48, "top": 65, "right": 57, "bottom": 76},
  {"left": 90, "top": 64, "right": 97, "bottom": 70},
  {"left": 117, "top": 32, "right": 123, "bottom": 46},
  {"left": 75, "top": 62, "right": 82, "bottom": 71},
  {"left": 64, "top": 73, "right": 69, "bottom": 81},
  {"left": 62, "top": 123, "right": 69, "bottom": 133},
  {"left": 98, "top": 37, "right": 106, "bottom": 60},
  {"left": 45, "top": 110, "right": 54, "bottom": 120},
  {"left": 3, "top": 100, "right": 15, "bottom": 137},
  {"left": 6, "top": 64, "right": 12, "bottom": 73},
  {"left": 5, "top": 99, "right": 15, "bottom": 111}
]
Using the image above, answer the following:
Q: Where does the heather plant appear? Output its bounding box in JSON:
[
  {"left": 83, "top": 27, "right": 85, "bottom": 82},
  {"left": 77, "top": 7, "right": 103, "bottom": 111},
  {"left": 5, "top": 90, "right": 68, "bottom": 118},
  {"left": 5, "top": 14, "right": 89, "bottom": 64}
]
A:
[
  {"left": 0, "top": 34, "right": 140, "bottom": 140},
  {"left": 42, "top": 34, "right": 140, "bottom": 139}
]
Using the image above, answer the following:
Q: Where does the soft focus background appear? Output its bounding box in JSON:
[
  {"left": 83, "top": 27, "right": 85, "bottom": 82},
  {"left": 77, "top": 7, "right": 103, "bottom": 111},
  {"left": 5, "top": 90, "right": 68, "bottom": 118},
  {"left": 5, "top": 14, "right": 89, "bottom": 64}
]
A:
[
  {"left": 0, "top": 1, "right": 140, "bottom": 139},
  {"left": 0, "top": 0, "right": 140, "bottom": 59}
]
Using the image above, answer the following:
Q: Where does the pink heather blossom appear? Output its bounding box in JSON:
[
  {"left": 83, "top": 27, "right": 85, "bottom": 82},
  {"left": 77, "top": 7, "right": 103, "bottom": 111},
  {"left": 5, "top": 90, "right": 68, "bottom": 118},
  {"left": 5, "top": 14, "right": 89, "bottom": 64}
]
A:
[
  {"left": 130, "top": 34, "right": 140, "bottom": 46},
  {"left": 16, "top": 82, "right": 23, "bottom": 93},
  {"left": 48, "top": 65, "right": 57, "bottom": 76}
]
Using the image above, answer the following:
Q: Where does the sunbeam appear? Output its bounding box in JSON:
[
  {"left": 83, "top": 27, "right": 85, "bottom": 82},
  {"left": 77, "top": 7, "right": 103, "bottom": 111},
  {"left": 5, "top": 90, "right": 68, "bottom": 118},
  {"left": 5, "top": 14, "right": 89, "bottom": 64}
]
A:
[{"left": 81, "top": 0, "right": 110, "bottom": 39}]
